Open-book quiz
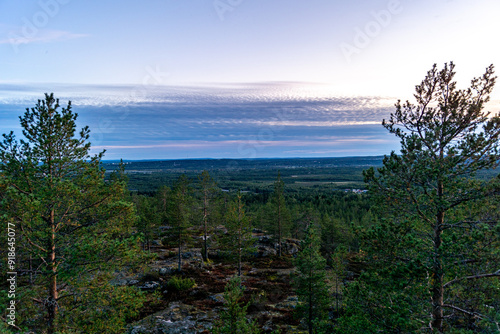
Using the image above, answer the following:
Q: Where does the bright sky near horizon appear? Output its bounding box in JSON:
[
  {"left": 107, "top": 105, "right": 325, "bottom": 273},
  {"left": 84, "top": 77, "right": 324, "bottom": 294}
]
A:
[{"left": 1, "top": 0, "right": 500, "bottom": 159}]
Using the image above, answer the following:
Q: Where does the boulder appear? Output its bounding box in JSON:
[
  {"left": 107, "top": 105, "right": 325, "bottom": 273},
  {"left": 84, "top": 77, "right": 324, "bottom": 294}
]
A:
[
  {"left": 137, "top": 281, "right": 160, "bottom": 291},
  {"left": 207, "top": 293, "right": 225, "bottom": 304}
]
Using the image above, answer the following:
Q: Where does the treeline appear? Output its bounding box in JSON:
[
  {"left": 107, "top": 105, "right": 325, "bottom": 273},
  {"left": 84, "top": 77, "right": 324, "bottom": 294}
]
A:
[{"left": 131, "top": 170, "right": 373, "bottom": 261}]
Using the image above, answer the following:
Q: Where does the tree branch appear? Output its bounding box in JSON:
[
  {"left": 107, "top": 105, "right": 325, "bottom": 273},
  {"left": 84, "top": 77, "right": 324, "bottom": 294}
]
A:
[
  {"left": 442, "top": 304, "right": 488, "bottom": 320},
  {"left": 444, "top": 269, "right": 500, "bottom": 288}
]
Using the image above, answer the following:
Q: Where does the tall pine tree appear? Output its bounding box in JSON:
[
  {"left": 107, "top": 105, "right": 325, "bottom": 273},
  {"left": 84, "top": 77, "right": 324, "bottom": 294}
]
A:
[
  {"left": 269, "top": 171, "right": 290, "bottom": 257},
  {"left": 294, "top": 224, "right": 330, "bottom": 334},
  {"left": 0, "top": 94, "right": 146, "bottom": 333},
  {"left": 341, "top": 63, "right": 500, "bottom": 332},
  {"left": 167, "top": 174, "right": 192, "bottom": 272},
  {"left": 223, "top": 193, "right": 254, "bottom": 277}
]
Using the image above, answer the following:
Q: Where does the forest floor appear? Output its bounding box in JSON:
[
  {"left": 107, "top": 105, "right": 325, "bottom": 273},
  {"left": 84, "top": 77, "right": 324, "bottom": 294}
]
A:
[{"left": 124, "top": 233, "right": 309, "bottom": 334}]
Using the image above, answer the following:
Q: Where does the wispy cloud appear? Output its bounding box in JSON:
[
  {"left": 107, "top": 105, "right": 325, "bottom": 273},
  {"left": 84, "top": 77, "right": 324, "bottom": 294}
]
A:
[
  {"left": 0, "top": 83, "right": 401, "bottom": 159},
  {"left": 92, "top": 137, "right": 391, "bottom": 151}
]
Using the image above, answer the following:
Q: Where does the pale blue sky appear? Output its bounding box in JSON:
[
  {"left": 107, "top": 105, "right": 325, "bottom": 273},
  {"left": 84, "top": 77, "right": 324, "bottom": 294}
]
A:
[{"left": 1, "top": 0, "right": 499, "bottom": 159}]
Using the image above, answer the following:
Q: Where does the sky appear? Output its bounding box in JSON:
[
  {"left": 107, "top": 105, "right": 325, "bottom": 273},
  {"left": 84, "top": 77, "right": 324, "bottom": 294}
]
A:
[{"left": 1, "top": 0, "right": 499, "bottom": 159}]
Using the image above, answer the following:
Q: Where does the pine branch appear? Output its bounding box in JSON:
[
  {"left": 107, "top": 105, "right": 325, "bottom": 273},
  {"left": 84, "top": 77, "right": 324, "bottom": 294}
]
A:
[{"left": 444, "top": 269, "right": 500, "bottom": 288}]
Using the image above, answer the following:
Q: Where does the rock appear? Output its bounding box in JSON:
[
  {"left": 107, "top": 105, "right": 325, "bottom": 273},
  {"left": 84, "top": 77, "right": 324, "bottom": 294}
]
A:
[
  {"left": 137, "top": 281, "right": 160, "bottom": 291},
  {"left": 248, "top": 268, "right": 258, "bottom": 276},
  {"left": 129, "top": 325, "right": 147, "bottom": 334},
  {"left": 257, "top": 235, "right": 274, "bottom": 245},
  {"left": 127, "top": 302, "right": 215, "bottom": 334},
  {"left": 159, "top": 267, "right": 175, "bottom": 276},
  {"left": 275, "top": 295, "right": 299, "bottom": 309},
  {"left": 128, "top": 279, "right": 140, "bottom": 286},
  {"left": 285, "top": 243, "right": 299, "bottom": 255},
  {"left": 208, "top": 293, "right": 225, "bottom": 304},
  {"left": 150, "top": 240, "right": 161, "bottom": 246},
  {"left": 262, "top": 319, "right": 274, "bottom": 332},
  {"left": 182, "top": 252, "right": 193, "bottom": 259},
  {"left": 255, "top": 245, "right": 277, "bottom": 257}
]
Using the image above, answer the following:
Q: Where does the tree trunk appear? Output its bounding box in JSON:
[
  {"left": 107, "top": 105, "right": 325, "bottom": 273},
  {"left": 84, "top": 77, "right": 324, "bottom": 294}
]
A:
[
  {"left": 278, "top": 202, "right": 282, "bottom": 257},
  {"left": 309, "top": 261, "right": 313, "bottom": 334},
  {"left": 238, "top": 250, "right": 241, "bottom": 277},
  {"left": 431, "top": 175, "right": 445, "bottom": 332},
  {"left": 431, "top": 212, "right": 444, "bottom": 332},
  {"left": 238, "top": 225, "right": 242, "bottom": 277},
  {"left": 178, "top": 229, "right": 182, "bottom": 272},
  {"left": 47, "top": 209, "right": 58, "bottom": 334},
  {"left": 203, "top": 195, "right": 208, "bottom": 262}
]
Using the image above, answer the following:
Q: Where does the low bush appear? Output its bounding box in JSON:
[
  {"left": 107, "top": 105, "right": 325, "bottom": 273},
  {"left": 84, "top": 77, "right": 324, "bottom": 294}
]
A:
[{"left": 167, "top": 276, "right": 196, "bottom": 291}]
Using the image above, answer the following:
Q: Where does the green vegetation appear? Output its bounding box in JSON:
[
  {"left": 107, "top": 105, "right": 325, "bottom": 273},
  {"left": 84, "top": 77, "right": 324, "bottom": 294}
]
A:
[
  {"left": 167, "top": 175, "right": 193, "bottom": 272},
  {"left": 1, "top": 63, "right": 499, "bottom": 333},
  {"left": 102, "top": 158, "right": 381, "bottom": 195},
  {"left": 212, "top": 276, "right": 260, "bottom": 334},
  {"left": 167, "top": 276, "right": 196, "bottom": 292},
  {"left": 223, "top": 194, "right": 255, "bottom": 277},
  {"left": 269, "top": 171, "right": 291, "bottom": 257},
  {"left": 341, "top": 62, "right": 500, "bottom": 333},
  {"left": 197, "top": 170, "right": 220, "bottom": 262},
  {"left": 294, "top": 224, "right": 331, "bottom": 334},
  {"left": 0, "top": 94, "right": 148, "bottom": 333}
]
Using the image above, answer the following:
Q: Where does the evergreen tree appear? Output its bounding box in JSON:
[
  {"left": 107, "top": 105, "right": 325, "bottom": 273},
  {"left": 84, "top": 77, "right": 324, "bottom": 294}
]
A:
[
  {"left": 167, "top": 174, "right": 192, "bottom": 272},
  {"left": 134, "top": 194, "right": 162, "bottom": 251},
  {"left": 345, "top": 62, "right": 500, "bottom": 332},
  {"left": 197, "top": 170, "right": 219, "bottom": 262},
  {"left": 0, "top": 94, "right": 146, "bottom": 333},
  {"left": 294, "top": 224, "right": 330, "bottom": 334},
  {"left": 269, "top": 171, "right": 290, "bottom": 257},
  {"left": 212, "top": 276, "right": 260, "bottom": 334},
  {"left": 223, "top": 194, "right": 254, "bottom": 277}
]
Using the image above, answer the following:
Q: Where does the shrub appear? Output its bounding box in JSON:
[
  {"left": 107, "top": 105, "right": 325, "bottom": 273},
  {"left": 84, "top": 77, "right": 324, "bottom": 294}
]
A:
[{"left": 167, "top": 276, "right": 196, "bottom": 291}]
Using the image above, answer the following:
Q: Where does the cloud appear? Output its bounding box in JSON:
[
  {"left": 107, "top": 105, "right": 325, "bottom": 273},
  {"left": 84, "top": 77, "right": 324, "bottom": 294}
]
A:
[
  {"left": 92, "top": 137, "right": 391, "bottom": 151},
  {"left": 0, "top": 29, "right": 87, "bottom": 45},
  {"left": 0, "top": 83, "right": 401, "bottom": 158}
]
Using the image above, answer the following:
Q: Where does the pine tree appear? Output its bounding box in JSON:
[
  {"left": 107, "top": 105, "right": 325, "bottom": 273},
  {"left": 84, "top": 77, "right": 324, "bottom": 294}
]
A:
[
  {"left": 223, "top": 194, "right": 254, "bottom": 277},
  {"left": 0, "top": 93, "right": 146, "bottom": 333},
  {"left": 294, "top": 224, "right": 330, "bottom": 334},
  {"left": 212, "top": 276, "right": 260, "bottom": 334},
  {"left": 351, "top": 62, "right": 500, "bottom": 332},
  {"left": 167, "top": 174, "right": 192, "bottom": 272},
  {"left": 269, "top": 171, "right": 290, "bottom": 257},
  {"left": 197, "top": 170, "right": 219, "bottom": 262},
  {"left": 134, "top": 194, "right": 162, "bottom": 251}
]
